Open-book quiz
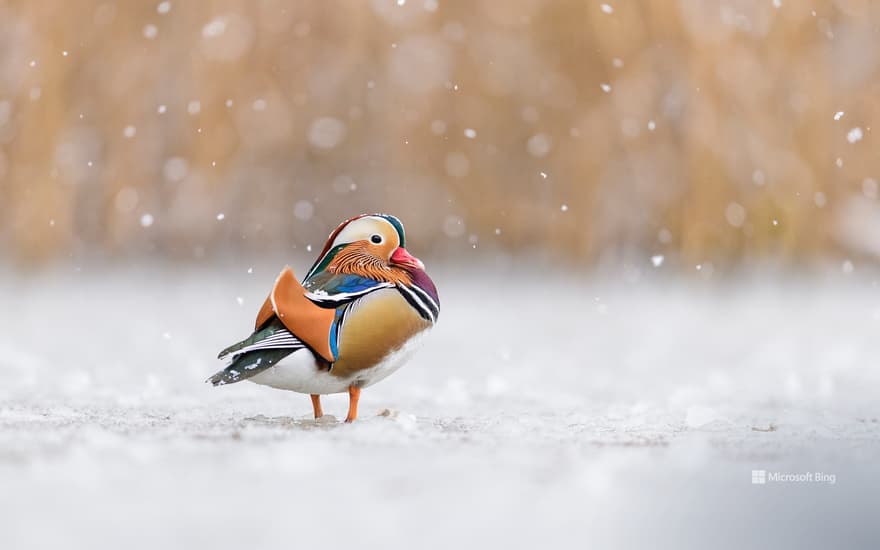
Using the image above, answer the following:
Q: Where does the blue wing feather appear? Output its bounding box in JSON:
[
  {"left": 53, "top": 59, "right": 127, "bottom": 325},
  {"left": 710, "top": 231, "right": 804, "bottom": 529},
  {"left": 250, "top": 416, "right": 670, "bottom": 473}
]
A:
[
  {"left": 303, "top": 271, "right": 393, "bottom": 306},
  {"left": 324, "top": 273, "right": 381, "bottom": 294}
]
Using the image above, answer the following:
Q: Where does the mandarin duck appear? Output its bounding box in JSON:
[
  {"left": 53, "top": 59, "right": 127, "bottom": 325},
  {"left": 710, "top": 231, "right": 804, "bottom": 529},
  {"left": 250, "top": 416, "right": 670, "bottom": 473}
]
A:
[{"left": 208, "top": 214, "right": 439, "bottom": 422}]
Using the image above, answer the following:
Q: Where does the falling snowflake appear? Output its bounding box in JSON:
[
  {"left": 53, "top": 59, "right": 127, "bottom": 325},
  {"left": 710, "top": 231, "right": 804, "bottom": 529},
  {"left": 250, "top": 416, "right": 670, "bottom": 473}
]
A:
[
  {"left": 847, "top": 127, "right": 863, "bottom": 144},
  {"left": 308, "top": 117, "right": 347, "bottom": 149}
]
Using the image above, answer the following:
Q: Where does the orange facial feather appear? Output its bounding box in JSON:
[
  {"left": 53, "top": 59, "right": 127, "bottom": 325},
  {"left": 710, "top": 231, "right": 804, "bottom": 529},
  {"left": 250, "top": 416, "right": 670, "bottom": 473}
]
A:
[{"left": 326, "top": 242, "right": 412, "bottom": 286}]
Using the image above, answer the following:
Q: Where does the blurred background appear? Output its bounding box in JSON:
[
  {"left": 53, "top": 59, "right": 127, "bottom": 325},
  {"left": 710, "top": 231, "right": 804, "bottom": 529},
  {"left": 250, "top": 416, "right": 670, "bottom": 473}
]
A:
[
  {"left": 4, "top": 5, "right": 880, "bottom": 548},
  {"left": 1, "top": 0, "right": 880, "bottom": 271}
]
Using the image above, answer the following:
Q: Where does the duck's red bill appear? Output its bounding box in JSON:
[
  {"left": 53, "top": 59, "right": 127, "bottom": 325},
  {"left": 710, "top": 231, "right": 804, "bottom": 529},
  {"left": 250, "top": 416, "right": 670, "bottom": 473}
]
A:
[{"left": 391, "top": 247, "right": 425, "bottom": 270}]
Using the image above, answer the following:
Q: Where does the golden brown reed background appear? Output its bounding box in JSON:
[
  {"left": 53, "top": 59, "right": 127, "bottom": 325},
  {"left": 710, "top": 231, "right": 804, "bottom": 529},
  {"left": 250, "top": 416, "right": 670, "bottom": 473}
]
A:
[{"left": 1, "top": 0, "right": 879, "bottom": 270}]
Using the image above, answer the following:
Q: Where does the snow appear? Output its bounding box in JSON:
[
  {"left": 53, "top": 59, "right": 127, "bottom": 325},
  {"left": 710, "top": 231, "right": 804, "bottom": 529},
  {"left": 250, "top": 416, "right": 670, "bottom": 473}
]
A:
[
  {"left": 199, "top": 14, "right": 254, "bottom": 61},
  {"left": 388, "top": 36, "right": 452, "bottom": 94},
  {"left": 725, "top": 202, "right": 746, "bottom": 227},
  {"left": 307, "top": 117, "right": 347, "bottom": 149},
  {"left": 202, "top": 18, "right": 227, "bottom": 38},
  {"left": 847, "top": 127, "right": 863, "bottom": 144},
  {"left": 1, "top": 266, "right": 878, "bottom": 549},
  {"left": 163, "top": 157, "right": 189, "bottom": 182},
  {"left": 442, "top": 215, "right": 465, "bottom": 237},
  {"left": 526, "top": 133, "right": 552, "bottom": 157},
  {"left": 293, "top": 200, "right": 314, "bottom": 221}
]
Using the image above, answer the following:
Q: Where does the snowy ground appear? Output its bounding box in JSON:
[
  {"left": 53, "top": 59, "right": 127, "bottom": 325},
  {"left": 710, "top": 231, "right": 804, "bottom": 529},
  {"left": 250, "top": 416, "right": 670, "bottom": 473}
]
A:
[{"left": 1, "top": 263, "right": 879, "bottom": 549}]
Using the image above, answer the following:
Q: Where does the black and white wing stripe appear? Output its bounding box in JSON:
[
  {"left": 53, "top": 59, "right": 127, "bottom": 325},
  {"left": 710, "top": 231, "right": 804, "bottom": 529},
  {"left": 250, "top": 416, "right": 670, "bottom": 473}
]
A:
[
  {"left": 305, "top": 283, "right": 394, "bottom": 307},
  {"left": 220, "top": 329, "right": 304, "bottom": 365},
  {"left": 209, "top": 319, "right": 307, "bottom": 386},
  {"left": 397, "top": 283, "right": 440, "bottom": 323}
]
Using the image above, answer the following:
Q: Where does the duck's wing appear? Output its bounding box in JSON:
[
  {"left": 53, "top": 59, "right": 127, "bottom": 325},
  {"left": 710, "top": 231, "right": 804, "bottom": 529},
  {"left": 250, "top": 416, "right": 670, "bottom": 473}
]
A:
[
  {"left": 248, "top": 266, "right": 394, "bottom": 365},
  {"left": 208, "top": 318, "right": 305, "bottom": 386},
  {"left": 253, "top": 266, "right": 338, "bottom": 363},
  {"left": 302, "top": 270, "right": 395, "bottom": 307}
]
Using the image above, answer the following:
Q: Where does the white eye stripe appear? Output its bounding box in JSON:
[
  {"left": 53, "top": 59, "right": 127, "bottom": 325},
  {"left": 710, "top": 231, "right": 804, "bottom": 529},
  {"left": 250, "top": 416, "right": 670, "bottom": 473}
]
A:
[{"left": 330, "top": 217, "right": 399, "bottom": 249}]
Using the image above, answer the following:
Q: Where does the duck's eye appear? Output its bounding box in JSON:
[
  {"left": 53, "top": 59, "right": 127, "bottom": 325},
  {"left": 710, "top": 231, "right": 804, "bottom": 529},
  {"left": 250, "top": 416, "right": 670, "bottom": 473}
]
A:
[{"left": 370, "top": 234, "right": 383, "bottom": 244}]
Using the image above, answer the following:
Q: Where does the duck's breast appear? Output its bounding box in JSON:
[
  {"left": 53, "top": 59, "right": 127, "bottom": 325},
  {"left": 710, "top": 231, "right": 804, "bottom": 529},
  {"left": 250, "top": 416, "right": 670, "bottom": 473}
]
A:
[{"left": 331, "top": 288, "right": 432, "bottom": 383}]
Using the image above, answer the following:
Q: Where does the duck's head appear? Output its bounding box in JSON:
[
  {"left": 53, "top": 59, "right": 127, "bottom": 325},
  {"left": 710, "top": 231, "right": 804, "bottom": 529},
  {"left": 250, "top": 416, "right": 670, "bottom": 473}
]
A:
[{"left": 305, "top": 213, "right": 426, "bottom": 280}]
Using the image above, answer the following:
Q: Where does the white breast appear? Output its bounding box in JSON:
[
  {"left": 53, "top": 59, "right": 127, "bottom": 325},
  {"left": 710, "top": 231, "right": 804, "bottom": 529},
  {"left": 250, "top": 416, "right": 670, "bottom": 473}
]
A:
[
  {"left": 247, "top": 349, "right": 349, "bottom": 394},
  {"left": 246, "top": 329, "right": 430, "bottom": 395},
  {"left": 350, "top": 328, "right": 429, "bottom": 389}
]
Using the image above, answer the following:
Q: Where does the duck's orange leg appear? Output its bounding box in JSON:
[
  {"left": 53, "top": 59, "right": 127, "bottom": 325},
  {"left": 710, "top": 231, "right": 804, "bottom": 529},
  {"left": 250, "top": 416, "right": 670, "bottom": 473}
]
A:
[
  {"left": 310, "top": 394, "right": 323, "bottom": 419},
  {"left": 344, "top": 386, "right": 360, "bottom": 423}
]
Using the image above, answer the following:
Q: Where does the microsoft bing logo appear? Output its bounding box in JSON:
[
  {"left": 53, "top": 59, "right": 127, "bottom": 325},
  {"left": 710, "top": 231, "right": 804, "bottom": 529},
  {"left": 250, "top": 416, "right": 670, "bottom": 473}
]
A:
[{"left": 750, "top": 469, "right": 836, "bottom": 485}]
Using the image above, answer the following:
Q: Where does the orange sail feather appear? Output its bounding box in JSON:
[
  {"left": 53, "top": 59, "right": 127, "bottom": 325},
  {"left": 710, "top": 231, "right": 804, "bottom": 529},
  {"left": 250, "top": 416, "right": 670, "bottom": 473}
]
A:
[{"left": 255, "top": 266, "right": 336, "bottom": 363}]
